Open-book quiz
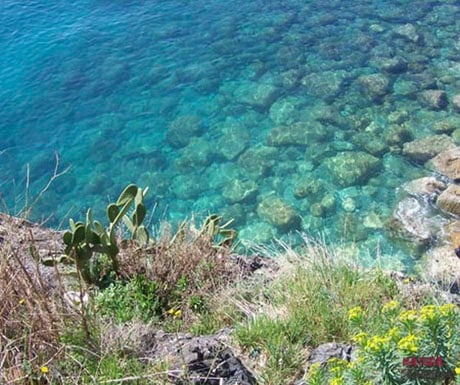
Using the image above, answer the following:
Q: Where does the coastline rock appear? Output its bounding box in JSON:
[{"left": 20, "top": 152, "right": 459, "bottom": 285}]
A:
[
  {"left": 305, "top": 343, "right": 353, "bottom": 372},
  {"left": 432, "top": 117, "right": 460, "bottom": 134},
  {"left": 385, "top": 125, "right": 414, "bottom": 146},
  {"left": 301, "top": 70, "right": 347, "bottom": 100},
  {"left": 402, "top": 177, "right": 446, "bottom": 200},
  {"left": 428, "top": 147, "right": 460, "bottom": 180},
  {"left": 166, "top": 115, "right": 203, "bottom": 148},
  {"left": 257, "top": 196, "right": 300, "bottom": 230},
  {"left": 387, "top": 197, "right": 434, "bottom": 247},
  {"left": 419, "top": 246, "right": 460, "bottom": 290},
  {"left": 402, "top": 135, "right": 455, "bottom": 163},
  {"left": 418, "top": 90, "right": 448, "bottom": 110},
  {"left": 323, "top": 151, "right": 381, "bottom": 187},
  {"left": 294, "top": 177, "right": 325, "bottom": 199},
  {"left": 437, "top": 185, "right": 460, "bottom": 216},
  {"left": 358, "top": 73, "right": 391, "bottom": 100}
]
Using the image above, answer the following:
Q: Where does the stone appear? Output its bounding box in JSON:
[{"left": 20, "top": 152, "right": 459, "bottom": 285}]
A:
[
  {"left": 358, "top": 73, "right": 391, "bottom": 100},
  {"left": 385, "top": 125, "right": 414, "bottom": 146},
  {"left": 363, "top": 212, "right": 384, "bottom": 229},
  {"left": 217, "top": 123, "right": 250, "bottom": 161},
  {"left": 402, "top": 135, "right": 455, "bottom": 163},
  {"left": 418, "top": 90, "right": 448, "bottom": 110},
  {"left": 234, "top": 81, "right": 279, "bottom": 110},
  {"left": 323, "top": 151, "right": 381, "bottom": 187},
  {"left": 266, "top": 121, "right": 331, "bottom": 147},
  {"left": 300, "top": 70, "right": 348, "bottom": 101},
  {"left": 175, "top": 138, "right": 214, "bottom": 170},
  {"left": 393, "top": 23, "right": 421, "bottom": 43},
  {"left": 171, "top": 174, "right": 204, "bottom": 200},
  {"left": 238, "top": 145, "right": 278, "bottom": 179},
  {"left": 419, "top": 246, "right": 460, "bottom": 290},
  {"left": 432, "top": 117, "right": 460, "bottom": 134},
  {"left": 379, "top": 56, "right": 408, "bottom": 74},
  {"left": 222, "top": 179, "right": 258, "bottom": 204},
  {"left": 452, "top": 94, "right": 460, "bottom": 111},
  {"left": 387, "top": 197, "right": 434, "bottom": 247},
  {"left": 305, "top": 343, "right": 353, "bottom": 372},
  {"left": 269, "top": 97, "right": 300, "bottom": 125},
  {"left": 352, "top": 132, "right": 387, "bottom": 156},
  {"left": 437, "top": 185, "right": 460, "bottom": 216},
  {"left": 294, "top": 177, "right": 325, "bottom": 199},
  {"left": 403, "top": 177, "right": 446, "bottom": 199},
  {"left": 239, "top": 222, "right": 277, "bottom": 246},
  {"left": 166, "top": 115, "right": 203, "bottom": 148},
  {"left": 257, "top": 196, "right": 300, "bottom": 230},
  {"left": 429, "top": 147, "right": 460, "bottom": 180},
  {"left": 341, "top": 197, "right": 357, "bottom": 212}
]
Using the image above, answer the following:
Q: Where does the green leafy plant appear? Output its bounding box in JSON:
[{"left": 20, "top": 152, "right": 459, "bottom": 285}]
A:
[{"left": 61, "top": 184, "right": 150, "bottom": 284}]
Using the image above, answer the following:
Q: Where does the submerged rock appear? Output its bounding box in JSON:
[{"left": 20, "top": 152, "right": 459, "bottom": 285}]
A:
[
  {"left": 293, "top": 177, "right": 325, "bottom": 199},
  {"left": 222, "top": 179, "right": 258, "bottom": 204},
  {"left": 266, "top": 121, "right": 331, "bottom": 147},
  {"left": 166, "top": 115, "right": 203, "bottom": 148},
  {"left": 238, "top": 145, "right": 278, "bottom": 179},
  {"left": 393, "top": 23, "right": 422, "bottom": 43},
  {"left": 402, "top": 135, "right": 455, "bottom": 163},
  {"left": 323, "top": 151, "right": 381, "bottom": 187},
  {"left": 418, "top": 90, "right": 448, "bottom": 110},
  {"left": 358, "top": 73, "right": 391, "bottom": 100},
  {"left": 234, "top": 81, "right": 279, "bottom": 110},
  {"left": 429, "top": 147, "right": 460, "bottom": 180},
  {"left": 452, "top": 94, "right": 460, "bottom": 111},
  {"left": 387, "top": 197, "right": 435, "bottom": 248},
  {"left": 217, "top": 123, "right": 250, "bottom": 161},
  {"left": 257, "top": 196, "right": 300, "bottom": 230}
]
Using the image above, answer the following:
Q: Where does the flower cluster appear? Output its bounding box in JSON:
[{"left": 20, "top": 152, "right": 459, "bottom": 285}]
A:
[{"left": 305, "top": 301, "right": 460, "bottom": 385}]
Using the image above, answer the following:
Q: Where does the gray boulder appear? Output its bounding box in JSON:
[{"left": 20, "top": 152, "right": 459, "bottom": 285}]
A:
[
  {"left": 418, "top": 90, "right": 448, "bottom": 110},
  {"left": 429, "top": 147, "right": 460, "bottom": 180},
  {"left": 402, "top": 135, "right": 455, "bottom": 163}
]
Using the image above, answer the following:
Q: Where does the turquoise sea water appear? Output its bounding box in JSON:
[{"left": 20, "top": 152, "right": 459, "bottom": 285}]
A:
[{"left": 1, "top": 0, "right": 460, "bottom": 268}]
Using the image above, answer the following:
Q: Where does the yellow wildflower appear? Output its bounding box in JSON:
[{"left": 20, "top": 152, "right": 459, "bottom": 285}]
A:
[
  {"left": 348, "top": 306, "right": 363, "bottom": 322},
  {"left": 403, "top": 278, "right": 411, "bottom": 284},
  {"left": 439, "top": 303, "right": 456, "bottom": 316},
  {"left": 398, "top": 334, "right": 418, "bottom": 353},
  {"left": 399, "top": 310, "right": 417, "bottom": 322},
  {"left": 40, "top": 366, "right": 49, "bottom": 374},
  {"left": 167, "top": 308, "right": 175, "bottom": 315},
  {"left": 173, "top": 309, "right": 182, "bottom": 319},
  {"left": 388, "top": 327, "right": 400, "bottom": 340},
  {"left": 420, "top": 305, "right": 437, "bottom": 322},
  {"left": 353, "top": 332, "right": 368, "bottom": 345},
  {"left": 330, "top": 377, "right": 343, "bottom": 385},
  {"left": 365, "top": 335, "right": 390, "bottom": 353},
  {"left": 455, "top": 367, "right": 460, "bottom": 375},
  {"left": 382, "top": 300, "right": 399, "bottom": 313},
  {"left": 19, "top": 298, "right": 25, "bottom": 305}
]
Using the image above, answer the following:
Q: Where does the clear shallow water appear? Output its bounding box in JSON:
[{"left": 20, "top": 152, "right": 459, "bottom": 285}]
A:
[{"left": 1, "top": 0, "right": 460, "bottom": 268}]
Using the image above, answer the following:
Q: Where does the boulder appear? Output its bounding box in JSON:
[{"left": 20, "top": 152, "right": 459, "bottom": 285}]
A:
[
  {"left": 452, "top": 94, "right": 460, "bottom": 111},
  {"left": 305, "top": 343, "right": 353, "bottom": 371},
  {"left": 257, "top": 196, "right": 300, "bottom": 230},
  {"left": 300, "top": 70, "right": 348, "bottom": 100},
  {"left": 387, "top": 197, "right": 434, "bottom": 247},
  {"left": 222, "top": 179, "right": 258, "bottom": 204},
  {"left": 266, "top": 121, "right": 331, "bottom": 147},
  {"left": 402, "top": 177, "right": 446, "bottom": 200},
  {"left": 238, "top": 146, "right": 278, "bottom": 179},
  {"left": 379, "top": 56, "right": 408, "bottom": 74},
  {"left": 166, "top": 115, "right": 203, "bottom": 148},
  {"left": 418, "top": 246, "right": 460, "bottom": 291},
  {"left": 234, "top": 81, "right": 279, "bottom": 110},
  {"left": 323, "top": 151, "right": 381, "bottom": 187},
  {"left": 217, "top": 124, "right": 250, "bottom": 161},
  {"left": 432, "top": 117, "right": 460, "bottom": 134},
  {"left": 428, "top": 147, "right": 460, "bottom": 180},
  {"left": 358, "top": 73, "right": 391, "bottom": 100},
  {"left": 402, "top": 135, "right": 455, "bottom": 163},
  {"left": 385, "top": 125, "right": 414, "bottom": 146},
  {"left": 294, "top": 177, "right": 325, "bottom": 199},
  {"left": 418, "top": 90, "right": 448, "bottom": 110},
  {"left": 437, "top": 185, "right": 460, "bottom": 216},
  {"left": 393, "top": 23, "right": 421, "bottom": 43}
]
